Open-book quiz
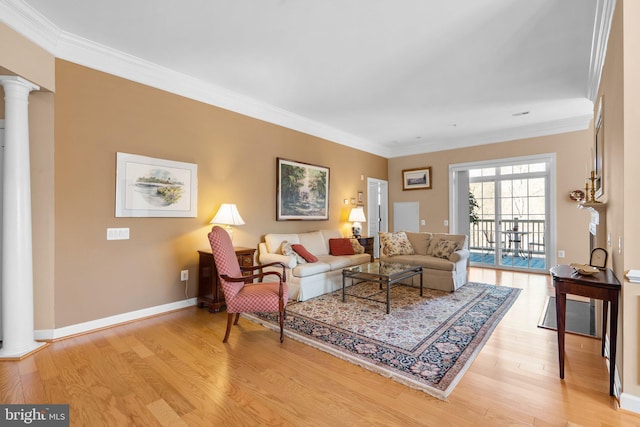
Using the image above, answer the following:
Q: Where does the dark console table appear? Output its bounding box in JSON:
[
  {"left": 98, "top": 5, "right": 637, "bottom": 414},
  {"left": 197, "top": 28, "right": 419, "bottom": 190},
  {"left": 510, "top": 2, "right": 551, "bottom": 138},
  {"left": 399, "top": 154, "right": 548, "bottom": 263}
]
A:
[{"left": 549, "top": 264, "right": 621, "bottom": 396}]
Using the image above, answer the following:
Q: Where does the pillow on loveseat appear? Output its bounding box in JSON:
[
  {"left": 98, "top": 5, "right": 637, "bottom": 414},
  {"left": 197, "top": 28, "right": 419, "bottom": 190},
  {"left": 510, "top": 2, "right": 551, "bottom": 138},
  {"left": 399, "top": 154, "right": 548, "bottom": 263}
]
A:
[
  {"left": 379, "top": 231, "right": 415, "bottom": 256},
  {"left": 405, "top": 232, "right": 432, "bottom": 255},
  {"left": 432, "top": 239, "right": 459, "bottom": 259},
  {"left": 329, "top": 238, "right": 355, "bottom": 255},
  {"left": 349, "top": 238, "right": 365, "bottom": 254}
]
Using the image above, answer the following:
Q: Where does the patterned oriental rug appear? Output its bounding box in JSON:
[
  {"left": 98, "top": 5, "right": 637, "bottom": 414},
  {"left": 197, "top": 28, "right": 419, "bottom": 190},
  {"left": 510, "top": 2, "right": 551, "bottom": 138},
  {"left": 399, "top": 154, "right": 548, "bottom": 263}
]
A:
[{"left": 244, "top": 281, "right": 521, "bottom": 400}]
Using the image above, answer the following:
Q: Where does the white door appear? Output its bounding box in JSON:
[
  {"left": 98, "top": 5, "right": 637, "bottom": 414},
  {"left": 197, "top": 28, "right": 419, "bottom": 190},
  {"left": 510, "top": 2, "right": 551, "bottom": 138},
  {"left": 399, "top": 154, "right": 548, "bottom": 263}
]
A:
[{"left": 367, "top": 178, "right": 388, "bottom": 258}]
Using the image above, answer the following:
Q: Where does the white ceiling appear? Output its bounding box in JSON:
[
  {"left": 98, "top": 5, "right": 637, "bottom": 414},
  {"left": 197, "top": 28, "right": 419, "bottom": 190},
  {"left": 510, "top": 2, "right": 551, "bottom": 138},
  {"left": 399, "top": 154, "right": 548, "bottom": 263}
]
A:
[{"left": 2, "top": 0, "right": 613, "bottom": 157}]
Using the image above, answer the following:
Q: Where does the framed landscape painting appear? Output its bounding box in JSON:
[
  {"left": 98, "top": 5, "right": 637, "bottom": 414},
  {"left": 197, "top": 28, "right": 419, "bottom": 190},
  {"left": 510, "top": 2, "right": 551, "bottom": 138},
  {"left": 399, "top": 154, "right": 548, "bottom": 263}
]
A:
[
  {"left": 115, "top": 152, "right": 198, "bottom": 217},
  {"left": 277, "top": 158, "right": 329, "bottom": 220},
  {"left": 402, "top": 167, "right": 432, "bottom": 191}
]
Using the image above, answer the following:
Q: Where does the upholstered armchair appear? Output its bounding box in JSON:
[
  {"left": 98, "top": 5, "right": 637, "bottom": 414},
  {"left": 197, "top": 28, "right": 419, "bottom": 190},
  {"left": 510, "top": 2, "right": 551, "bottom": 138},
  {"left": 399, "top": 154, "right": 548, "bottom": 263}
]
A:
[{"left": 208, "top": 226, "right": 288, "bottom": 343}]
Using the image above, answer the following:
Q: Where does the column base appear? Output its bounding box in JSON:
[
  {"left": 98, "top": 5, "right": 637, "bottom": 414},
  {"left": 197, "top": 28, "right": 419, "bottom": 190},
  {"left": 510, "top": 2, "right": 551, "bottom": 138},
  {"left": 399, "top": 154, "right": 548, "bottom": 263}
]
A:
[{"left": 0, "top": 341, "right": 47, "bottom": 360}]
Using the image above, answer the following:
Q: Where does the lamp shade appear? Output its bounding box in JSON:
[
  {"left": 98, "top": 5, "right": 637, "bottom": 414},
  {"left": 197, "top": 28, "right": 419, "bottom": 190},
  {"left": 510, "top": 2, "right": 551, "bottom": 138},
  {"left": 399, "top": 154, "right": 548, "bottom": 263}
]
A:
[
  {"left": 348, "top": 207, "right": 366, "bottom": 223},
  {"left": 210, "top": 203, "right": 245, "bottom": 226}
]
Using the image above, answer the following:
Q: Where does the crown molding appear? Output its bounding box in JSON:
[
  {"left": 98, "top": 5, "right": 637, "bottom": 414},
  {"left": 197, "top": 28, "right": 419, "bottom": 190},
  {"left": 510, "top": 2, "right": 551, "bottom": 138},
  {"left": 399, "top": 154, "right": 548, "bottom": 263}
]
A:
[
  {"left": 587, "top": 0, "right": 616, "bottom": 101},
  {"left": 388, "top": 113, "right": 593, "bottom": 158}
]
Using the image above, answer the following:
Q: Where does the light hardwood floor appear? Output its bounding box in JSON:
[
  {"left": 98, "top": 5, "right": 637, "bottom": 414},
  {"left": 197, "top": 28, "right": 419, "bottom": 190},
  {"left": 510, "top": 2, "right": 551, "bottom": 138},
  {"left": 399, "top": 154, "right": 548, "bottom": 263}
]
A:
[{"left": 2, "top": 267, "right": 640, "bottom": 426}]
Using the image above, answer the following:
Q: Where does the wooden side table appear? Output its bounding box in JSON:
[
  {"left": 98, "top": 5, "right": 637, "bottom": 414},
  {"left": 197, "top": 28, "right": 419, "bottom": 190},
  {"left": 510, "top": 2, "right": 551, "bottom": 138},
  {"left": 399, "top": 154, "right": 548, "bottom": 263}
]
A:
[
  {"left": 197, "top": 247, "right": 256, "bottom": 312},
  {"left": 355, "top": 236, "right": 375, "bottom": 261},
  {"left": 549, "top": 264, "right": 621, "bottom": 396}
]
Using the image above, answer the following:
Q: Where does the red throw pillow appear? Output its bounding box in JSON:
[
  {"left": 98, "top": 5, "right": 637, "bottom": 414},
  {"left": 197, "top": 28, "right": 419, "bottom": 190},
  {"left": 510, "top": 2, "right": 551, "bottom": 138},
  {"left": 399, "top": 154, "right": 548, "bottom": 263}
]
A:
[
  {"left": 291, "top": 244, "right": 318, "bottom": 263},
  {"left": 329, "top": 238, "right": 355, "bottom": 255}
]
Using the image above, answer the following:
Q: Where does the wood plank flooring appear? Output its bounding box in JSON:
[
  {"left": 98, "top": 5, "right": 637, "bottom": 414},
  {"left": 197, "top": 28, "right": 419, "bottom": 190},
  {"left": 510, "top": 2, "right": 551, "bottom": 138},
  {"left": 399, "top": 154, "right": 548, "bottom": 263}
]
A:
[{"left": 2, "top": 267, "right": 640, "bottom": 426}]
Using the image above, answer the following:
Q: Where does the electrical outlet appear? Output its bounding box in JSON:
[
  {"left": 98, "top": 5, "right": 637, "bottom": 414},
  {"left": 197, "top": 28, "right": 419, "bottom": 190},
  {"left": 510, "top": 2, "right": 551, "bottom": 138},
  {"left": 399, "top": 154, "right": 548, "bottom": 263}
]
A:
[
  {"left": 558, "top": 250, "right": 565, "bottom": 258},
  {"left": 443, "top": 220, "right": 449, "bottom": 227},
  {"left": 420, "top": 219, "right": 426, "bottom": 226},
  {"left": 180, "top": 270, "right": 189, "bottom": 281}
]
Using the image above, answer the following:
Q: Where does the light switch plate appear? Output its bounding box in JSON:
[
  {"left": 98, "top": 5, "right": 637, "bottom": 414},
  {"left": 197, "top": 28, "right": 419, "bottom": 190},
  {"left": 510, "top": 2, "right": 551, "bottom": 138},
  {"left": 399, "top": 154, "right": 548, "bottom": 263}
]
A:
[{"left": 107, "top": 228, "right": 130, "bottom": 240}]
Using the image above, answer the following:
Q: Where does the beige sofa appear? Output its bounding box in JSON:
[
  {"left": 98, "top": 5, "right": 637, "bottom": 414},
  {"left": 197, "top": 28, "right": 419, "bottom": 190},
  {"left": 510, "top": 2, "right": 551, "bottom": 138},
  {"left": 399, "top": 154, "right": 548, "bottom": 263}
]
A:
[
  {"left": 258, "top": 230, "right": 371, "bottom": 301},
  {"left": 379, "top": 231, "right": 469, "bottom": 292}
]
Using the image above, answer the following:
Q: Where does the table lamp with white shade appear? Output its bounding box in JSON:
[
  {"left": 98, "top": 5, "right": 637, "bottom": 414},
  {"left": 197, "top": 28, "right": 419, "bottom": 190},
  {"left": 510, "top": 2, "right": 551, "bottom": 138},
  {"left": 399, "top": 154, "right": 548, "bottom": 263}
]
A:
[
  {"left": 348, "top": 206, "right": 366, "bottom": 238},
  {"left": 210, "top": 203, "right": 245, "bottom": 241}
]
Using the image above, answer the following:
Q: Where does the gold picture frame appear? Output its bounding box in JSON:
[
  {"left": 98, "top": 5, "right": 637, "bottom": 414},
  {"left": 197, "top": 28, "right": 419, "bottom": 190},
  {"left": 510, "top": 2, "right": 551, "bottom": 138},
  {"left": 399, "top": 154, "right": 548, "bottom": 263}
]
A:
[{"left": 402, "top": 167, "right": 432, "bottom": 191}]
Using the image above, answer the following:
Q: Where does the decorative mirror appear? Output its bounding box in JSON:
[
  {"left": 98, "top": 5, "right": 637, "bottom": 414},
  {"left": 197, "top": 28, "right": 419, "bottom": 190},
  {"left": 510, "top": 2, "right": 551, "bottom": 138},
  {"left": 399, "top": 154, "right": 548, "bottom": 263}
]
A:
[{"left": 594, "top": 96, "right": 604, "bottom": 199}]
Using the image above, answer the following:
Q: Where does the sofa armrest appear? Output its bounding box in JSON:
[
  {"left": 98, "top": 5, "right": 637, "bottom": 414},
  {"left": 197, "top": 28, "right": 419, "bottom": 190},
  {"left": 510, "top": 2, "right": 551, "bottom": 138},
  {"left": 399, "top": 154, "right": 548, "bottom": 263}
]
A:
[
  {"left": 259, "top": 252, "right": 297, "bottom": 269},
  {"left": 449, "top": 248, "right": 470, "bottom": 263}
]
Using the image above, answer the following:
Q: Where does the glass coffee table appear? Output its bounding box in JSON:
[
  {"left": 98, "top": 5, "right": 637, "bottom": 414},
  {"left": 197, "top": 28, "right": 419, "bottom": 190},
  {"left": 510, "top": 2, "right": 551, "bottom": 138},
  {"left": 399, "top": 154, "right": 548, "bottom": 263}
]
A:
[{"left": 342, "top": 261, "right": 423, "bottom": 314}]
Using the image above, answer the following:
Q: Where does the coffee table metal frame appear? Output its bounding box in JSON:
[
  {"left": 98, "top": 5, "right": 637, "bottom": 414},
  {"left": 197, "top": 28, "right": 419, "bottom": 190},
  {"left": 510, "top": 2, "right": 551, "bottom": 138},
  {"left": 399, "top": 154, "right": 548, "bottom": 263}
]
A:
[{"left": 342, "top": 262, "right": 423, "bottom": 314}]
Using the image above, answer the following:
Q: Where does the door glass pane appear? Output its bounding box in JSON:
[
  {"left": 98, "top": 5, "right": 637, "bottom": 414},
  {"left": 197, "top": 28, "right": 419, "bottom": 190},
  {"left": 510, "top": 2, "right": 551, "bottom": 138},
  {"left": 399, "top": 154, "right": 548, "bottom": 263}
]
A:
[{"left": 468, "top": 161, "right": 548, "bottom": 271}]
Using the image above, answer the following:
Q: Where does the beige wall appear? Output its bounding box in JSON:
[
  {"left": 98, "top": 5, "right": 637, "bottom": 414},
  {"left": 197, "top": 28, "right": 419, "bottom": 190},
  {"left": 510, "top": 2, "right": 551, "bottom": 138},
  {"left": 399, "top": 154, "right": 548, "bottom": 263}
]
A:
[
  {"left": 619, "top": 0, "right": 640, "bottom": 401},
  {"left": 53, "top": 60, "right": 387, "bottom": 328},
  {"left": 388, "top": 130, "right": 592, "bottom": 264},
  {"left": 570, "top": 0, "right": 640, "bottom": 403},
  {"left": 598, "top": 0, "right": 624, "bottom": 390}
]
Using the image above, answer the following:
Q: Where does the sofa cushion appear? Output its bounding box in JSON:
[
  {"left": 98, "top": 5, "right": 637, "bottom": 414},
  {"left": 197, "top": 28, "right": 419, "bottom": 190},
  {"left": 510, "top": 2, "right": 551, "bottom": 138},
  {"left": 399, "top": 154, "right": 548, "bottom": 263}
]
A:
[
  {"left": 379, "top": 231, "right": 415, "bottom": 256},
  {"left": 427, "top": 233, "right": 467, "bottom": 255},
  {"left": 265, "top": 233, "right": 300, "bottom": 254},
  {"left": 299, "top": 231, "right": 328, "bottom": 256},
  {"left": 385, "top": 254, "right": 455, "bottom": 272},
  {"left": 405, "top": 232, "right": 432, "bottom": 255},
  {"left": 291, "top": 262, "right": 331, "bottom": 277},
  {"left": 329, "top": 238, "right": 355, "bottom": 255},
  {"left": 432, "top": 239, "right": 459, "bottom": 259},
  {"left": 350, "top": 238, "right": 365, "bottom": 254},
  {"left": 316, "top": 254, "right": 354, "bottom": 270},
  {"left": 280, "top": 241, "right": 307, "bottom": 264},
  {"left": 292, "top": 244, "right": 318, "bottom": 263}
]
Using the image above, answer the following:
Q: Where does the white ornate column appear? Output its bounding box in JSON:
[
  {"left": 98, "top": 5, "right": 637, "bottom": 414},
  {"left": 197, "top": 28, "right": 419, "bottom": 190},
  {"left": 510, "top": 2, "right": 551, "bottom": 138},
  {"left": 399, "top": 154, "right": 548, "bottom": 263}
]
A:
[{"left": 0, "top": 76, "right": 46, "bottom": 358}]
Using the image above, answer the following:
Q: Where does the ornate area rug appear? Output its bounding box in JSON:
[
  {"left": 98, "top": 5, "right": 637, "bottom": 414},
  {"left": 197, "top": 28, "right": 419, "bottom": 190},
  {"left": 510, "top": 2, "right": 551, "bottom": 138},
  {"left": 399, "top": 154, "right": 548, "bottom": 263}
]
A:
[{"left": 244, "top": 281, "right": 520, "bottom": 400}]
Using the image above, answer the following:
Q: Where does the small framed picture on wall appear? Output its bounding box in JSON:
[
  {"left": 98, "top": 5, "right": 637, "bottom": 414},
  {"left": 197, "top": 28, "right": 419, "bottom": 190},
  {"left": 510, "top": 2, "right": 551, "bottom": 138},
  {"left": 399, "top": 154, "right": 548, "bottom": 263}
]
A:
[{"left": 402, "top": 167, "right": 432, "bottom": 191}]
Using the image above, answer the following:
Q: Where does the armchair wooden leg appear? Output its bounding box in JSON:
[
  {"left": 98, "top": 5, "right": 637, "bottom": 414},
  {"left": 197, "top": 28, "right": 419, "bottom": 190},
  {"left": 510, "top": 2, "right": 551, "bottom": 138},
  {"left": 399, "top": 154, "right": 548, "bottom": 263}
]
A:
[
  {"left": 223, "top": 313, "right": 234, "bottom": 343},
  {"left": 233, "top": 313, "right": 240, "bottom": 325},
  {"left": 279, "top": 308, "right": 284, "bottom": 343}
]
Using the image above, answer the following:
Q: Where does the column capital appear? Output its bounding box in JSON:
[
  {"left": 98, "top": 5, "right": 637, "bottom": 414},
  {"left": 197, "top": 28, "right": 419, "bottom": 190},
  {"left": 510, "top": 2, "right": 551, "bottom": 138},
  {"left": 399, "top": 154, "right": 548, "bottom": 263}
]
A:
[{"left": 0, "top": 75, "right": 40, "bottom": 92}]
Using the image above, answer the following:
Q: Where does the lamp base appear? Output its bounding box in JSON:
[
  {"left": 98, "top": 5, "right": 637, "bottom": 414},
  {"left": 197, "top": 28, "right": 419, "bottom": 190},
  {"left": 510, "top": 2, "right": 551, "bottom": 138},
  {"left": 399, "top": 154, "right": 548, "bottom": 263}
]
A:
[
  {"left": 224, "top": 225, "right": 234, "bottom": 241},
  {"left": 352, "top": 224, "right": 362, "bottom": 238}
]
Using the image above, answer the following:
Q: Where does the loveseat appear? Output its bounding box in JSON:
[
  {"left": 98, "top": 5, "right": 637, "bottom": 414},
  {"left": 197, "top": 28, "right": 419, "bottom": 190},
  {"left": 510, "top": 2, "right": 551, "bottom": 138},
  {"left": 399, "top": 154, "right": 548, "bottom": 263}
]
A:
[
  {"left": 379, "top": 231, "right": 469, "bottom": 292},
  {"left": 258, "top": 230, "right": 371, "bottom": 301}
]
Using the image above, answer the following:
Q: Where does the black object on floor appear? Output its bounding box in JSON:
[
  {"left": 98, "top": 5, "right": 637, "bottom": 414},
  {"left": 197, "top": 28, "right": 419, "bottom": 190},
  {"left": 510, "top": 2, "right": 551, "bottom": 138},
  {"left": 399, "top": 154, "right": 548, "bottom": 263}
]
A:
[{"left": 538, "top": 296, "right": 597, "bottom": 337}]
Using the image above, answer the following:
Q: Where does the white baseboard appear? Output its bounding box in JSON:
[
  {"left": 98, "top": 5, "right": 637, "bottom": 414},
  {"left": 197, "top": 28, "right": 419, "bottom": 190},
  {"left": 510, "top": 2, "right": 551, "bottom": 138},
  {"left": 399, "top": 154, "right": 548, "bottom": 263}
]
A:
[
  {"left": 605, "top": 333, "right": 640, "bottom": 414},
  {"left": 34, "top": 298, "right": 198, "bottom": 341},
  {"left": 620, "top": 392, "right": 640, "bottom": 414}
]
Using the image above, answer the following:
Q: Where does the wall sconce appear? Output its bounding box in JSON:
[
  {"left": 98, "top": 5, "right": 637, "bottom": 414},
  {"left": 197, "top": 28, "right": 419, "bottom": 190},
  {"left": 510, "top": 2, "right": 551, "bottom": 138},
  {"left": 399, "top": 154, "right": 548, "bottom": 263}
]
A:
[
  {"left": 210, "top": 203, "right": 245, "bottom": 241},
  {"left": 348, "top": 206, "right": 366, "bottom": 238}
]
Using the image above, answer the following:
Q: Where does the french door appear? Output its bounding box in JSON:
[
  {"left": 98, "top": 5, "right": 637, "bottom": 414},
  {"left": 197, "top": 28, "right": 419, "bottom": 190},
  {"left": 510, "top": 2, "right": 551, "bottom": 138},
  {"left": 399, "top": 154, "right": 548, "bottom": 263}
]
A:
[{"left": 450, "top": 154, "right": 555, "bottom": 272}]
